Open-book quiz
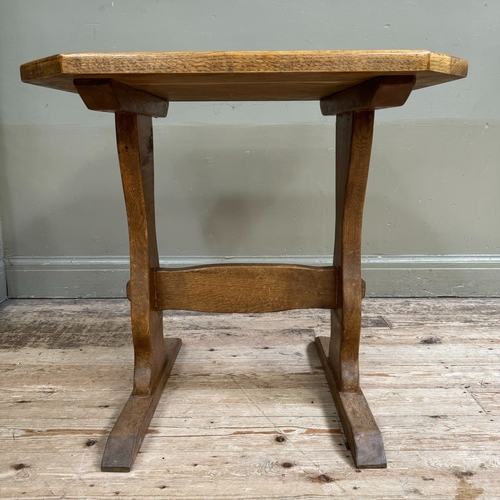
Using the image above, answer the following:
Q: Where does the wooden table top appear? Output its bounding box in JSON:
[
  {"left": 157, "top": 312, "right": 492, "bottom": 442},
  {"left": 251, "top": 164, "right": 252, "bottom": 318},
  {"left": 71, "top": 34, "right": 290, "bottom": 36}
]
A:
[{"left": 21, "top": 50, "right": 467, "bottom": 101}]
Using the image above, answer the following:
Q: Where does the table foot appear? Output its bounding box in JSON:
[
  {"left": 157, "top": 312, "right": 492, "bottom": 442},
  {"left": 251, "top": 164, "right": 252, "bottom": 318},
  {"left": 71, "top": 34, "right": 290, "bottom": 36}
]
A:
[
  {"left": 315, "top": 336, "right": 386, "bottom": 468},
  {"left": 101, "top": 337, "right": 182, "bottom": 472}
]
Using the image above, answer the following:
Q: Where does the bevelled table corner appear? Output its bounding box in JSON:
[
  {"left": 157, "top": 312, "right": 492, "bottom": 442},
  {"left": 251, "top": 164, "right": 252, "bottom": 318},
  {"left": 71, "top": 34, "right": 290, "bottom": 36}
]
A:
[{"left": 20, "top": 50, "right": 468, "bottom": 472}]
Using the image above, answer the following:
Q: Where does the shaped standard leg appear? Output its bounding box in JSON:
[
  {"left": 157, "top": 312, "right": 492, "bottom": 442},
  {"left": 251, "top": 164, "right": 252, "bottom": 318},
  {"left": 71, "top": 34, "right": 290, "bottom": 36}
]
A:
[
  {"left": 317, "top": 76, "right": 415, "bottom": 468},
  {"left": 75, "top": 80, "right": 179, "bottom": 472},
  {"left": 100, "top": 112, "right": 181, "bottom": 472},
  {"left": 315, "top": 109, "right": 386, "bottom": 468}
]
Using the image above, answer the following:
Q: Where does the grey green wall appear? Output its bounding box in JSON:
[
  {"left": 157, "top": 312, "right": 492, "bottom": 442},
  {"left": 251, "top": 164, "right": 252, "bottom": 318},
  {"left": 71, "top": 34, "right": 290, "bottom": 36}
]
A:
[{"left": 0, "top": 0, "right": 499, "bottom": 298}]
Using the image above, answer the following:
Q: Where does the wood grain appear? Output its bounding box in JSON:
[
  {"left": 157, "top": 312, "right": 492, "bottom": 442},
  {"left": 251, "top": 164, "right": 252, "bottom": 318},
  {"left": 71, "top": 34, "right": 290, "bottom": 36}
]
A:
[
  {"left": 20, "top": 50, "right": 468, "bottom": 100},
  {"left": 154, "top": 264, "right": 337, "bottom": 313},
  {"left": 0, "top": 298, "right": 498, "bottom": 499}
]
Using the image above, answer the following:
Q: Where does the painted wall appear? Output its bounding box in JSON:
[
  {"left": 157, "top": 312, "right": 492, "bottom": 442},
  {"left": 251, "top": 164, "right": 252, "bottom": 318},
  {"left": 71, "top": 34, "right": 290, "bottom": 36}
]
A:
[{"left": 0, "top": 0, "right": 498, "bottom": 297}]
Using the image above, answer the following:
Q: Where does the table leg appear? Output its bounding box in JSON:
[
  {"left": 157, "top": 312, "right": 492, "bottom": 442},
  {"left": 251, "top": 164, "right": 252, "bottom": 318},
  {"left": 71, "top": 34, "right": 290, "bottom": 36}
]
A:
[
  {"left": 75, "top": 80, "right": 177, "bottom": 471},
  {"left": 316, "top": 76, "right": 415, "bottom": 468},
  {"left": 315, "top": 109, "right": 386, "bottom": 468},
  {"left": 102, "top": 112, "right": 181, "bottom": 472}
]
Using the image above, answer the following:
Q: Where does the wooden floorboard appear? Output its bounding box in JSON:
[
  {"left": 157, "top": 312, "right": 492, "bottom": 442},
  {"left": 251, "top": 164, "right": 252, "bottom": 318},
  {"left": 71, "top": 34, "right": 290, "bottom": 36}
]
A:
[{"left": 0, "top": 298, "right": 499, "bottom": 499}]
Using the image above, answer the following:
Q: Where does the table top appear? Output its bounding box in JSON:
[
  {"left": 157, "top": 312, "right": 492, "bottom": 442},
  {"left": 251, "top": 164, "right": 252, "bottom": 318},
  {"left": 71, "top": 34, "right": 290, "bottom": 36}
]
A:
[{"left": 21, "top": 50, "right": 467, "bottom": 101}]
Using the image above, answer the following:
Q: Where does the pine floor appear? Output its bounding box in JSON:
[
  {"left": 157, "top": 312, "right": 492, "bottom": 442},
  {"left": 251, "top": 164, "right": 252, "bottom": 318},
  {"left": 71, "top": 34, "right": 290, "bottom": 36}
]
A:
[{"left": 0, "top": 298, "right": 499, "bottom": 499}]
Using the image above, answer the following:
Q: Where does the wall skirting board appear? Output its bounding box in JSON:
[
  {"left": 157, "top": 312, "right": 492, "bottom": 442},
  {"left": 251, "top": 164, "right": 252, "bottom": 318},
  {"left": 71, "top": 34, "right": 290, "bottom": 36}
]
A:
[
  {"left": 0, "top": 259, "right": 7, "bottom": 302},
  {"left": 4, "top": 255, "right": 500, "bottom": 299}
]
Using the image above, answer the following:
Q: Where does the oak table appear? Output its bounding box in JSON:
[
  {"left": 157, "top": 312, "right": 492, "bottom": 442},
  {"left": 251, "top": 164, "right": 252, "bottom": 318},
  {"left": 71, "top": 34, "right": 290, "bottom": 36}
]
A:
[{"left": 21, "top": 50, "right": 468, "bottom": 472}]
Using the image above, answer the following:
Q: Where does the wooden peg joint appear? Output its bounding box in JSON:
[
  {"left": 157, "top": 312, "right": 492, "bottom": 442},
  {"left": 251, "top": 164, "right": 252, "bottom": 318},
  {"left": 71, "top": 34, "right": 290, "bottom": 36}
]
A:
[
  {"left": 74, "top": 78, "right": 168, "bottom": 117},
  {"left": 320, "top": 75, "right": 416, "bottom": 116}
]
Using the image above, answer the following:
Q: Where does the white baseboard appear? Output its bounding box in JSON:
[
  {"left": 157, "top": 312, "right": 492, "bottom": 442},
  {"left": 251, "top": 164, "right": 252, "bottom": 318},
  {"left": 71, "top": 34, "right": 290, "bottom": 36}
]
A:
[{"left": 5, "top": 255, "right": 500, "bottom": 298}]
